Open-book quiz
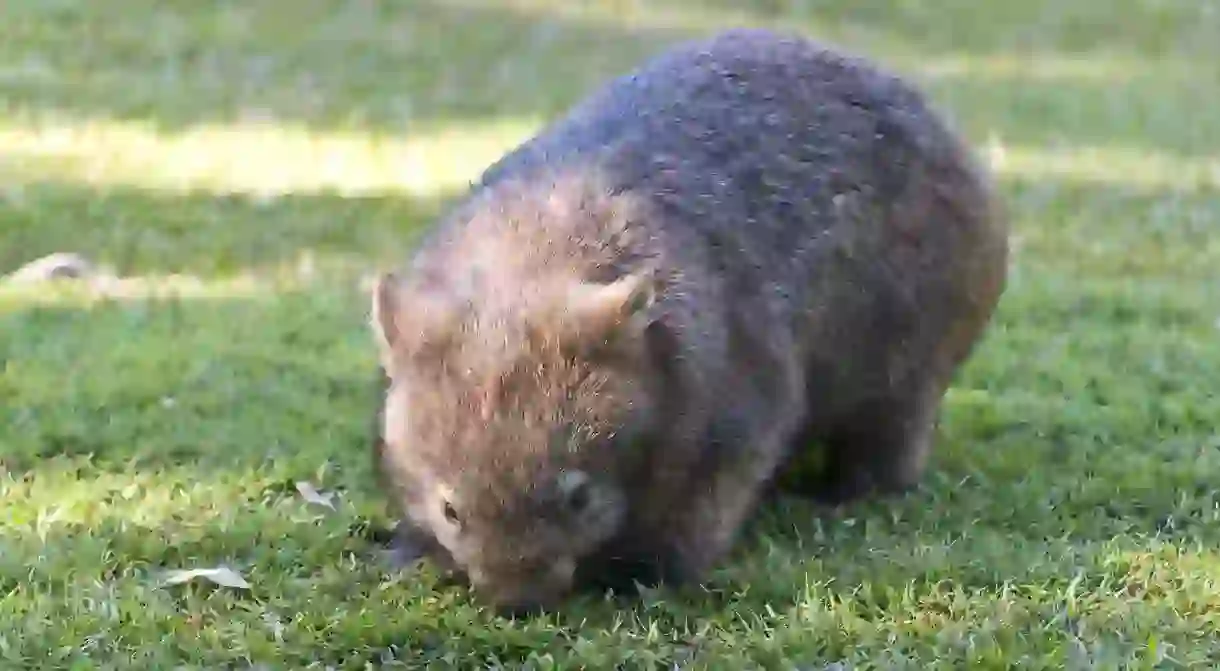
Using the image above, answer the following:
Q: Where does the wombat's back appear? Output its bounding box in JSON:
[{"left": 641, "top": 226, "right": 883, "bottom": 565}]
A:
[
  {"left": 477, "top": 27, "right": 993, "bottom": 255},
  {"left": 474, "top": 26, "right": 1006, "bottom": 404}
]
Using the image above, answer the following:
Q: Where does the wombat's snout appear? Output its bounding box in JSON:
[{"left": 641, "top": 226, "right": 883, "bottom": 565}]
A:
[{"left": 469, "top": 556, "right": 577, "bottom": 616}]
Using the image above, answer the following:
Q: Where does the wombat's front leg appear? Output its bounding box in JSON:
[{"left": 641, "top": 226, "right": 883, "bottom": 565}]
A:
[
  {"left": 578, "top": 478, "right": 771, "bottom": 594},
  {"left": 666, "top": 430, "right": 800, "bottom": 586},
  {"left": 640, "top": 421, "right": 801, "bottom": 590},
  {"left": 576, "top": 420, "right": 794, "bottom": 595},
  {"left": 810, "top": 385, "right": 943, "bottom": 505}
]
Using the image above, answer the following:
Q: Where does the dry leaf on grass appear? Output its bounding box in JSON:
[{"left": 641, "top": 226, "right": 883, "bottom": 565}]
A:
[
  {"left": 3, "top": 252, "right": 97, "bottom": 285},
  {"left": 160, "top": 566, "right": 252, "bottom": 590},
  {"left": 295, "top": 480, "right": 337, "bottom": 510}
]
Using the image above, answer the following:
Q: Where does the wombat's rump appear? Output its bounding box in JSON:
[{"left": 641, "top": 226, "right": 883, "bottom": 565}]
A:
[{"left": 369, "top": 28, "right": 1008, "bottom": 613}]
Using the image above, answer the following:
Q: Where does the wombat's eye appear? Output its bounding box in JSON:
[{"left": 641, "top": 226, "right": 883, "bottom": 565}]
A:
[
  {"left": 442, "top": 501, "right": 461, "bottom": 525},
  {"left": 557, "top": 469, "right": 592, "bottom": 515},
  {"left": 566, "top": 481, "right": 590, "bottom": 513}
]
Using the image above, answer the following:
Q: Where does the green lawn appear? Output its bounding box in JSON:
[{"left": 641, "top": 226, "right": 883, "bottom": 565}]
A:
[{"left": 2, "top": 0, "right": 1218, "bottom": 668}]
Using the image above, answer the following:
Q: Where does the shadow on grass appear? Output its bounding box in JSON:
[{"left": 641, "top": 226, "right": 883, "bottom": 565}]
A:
[
  {"left": 2, "top": 0, "right": 1215, "bottom": 155},
  {"left": 0, "top": 292, "right": 383, "bottom": 478},
  {"left": 0, "top": 178, "right": 457, "bottom": 276},
  {"left": 0, "top": 0, "right": 688, "bottom": 133},
  {"left": 646, "top": 0, "right": 1218, "bottom": 55}
]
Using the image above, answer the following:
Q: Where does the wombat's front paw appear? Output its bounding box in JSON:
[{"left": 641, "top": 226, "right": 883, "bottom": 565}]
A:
[
  {"left": 576, "top": 554, "right": 657, "bottom": 595},
  {"left": 575, "top": 544, "right": 695, "bottom": 597},
  {"left": 807, "top": 469, "right": 876, "bottom": 507},
  {"left": 808, "top": 465, "right": 924, "bottom": 511}
]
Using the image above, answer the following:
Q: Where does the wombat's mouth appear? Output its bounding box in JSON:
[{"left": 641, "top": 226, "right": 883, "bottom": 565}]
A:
[
  {"left": 366, "top": 522, "right": 668, "bottom": 612},
  {"left": 363, "top": 519, "right": 466, "bottom": 581},
  {"left": 473, "top": 552, "right": 668, "bottom": 616}
]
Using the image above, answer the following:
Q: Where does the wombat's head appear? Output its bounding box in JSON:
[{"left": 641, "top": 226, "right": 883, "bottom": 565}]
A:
[{"left": 370, "top": 265, "right": 669, "bottom": 613}]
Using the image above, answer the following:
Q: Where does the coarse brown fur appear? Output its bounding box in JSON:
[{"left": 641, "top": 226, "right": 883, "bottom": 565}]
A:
[{"left": 368, "top": 28, "right": 1009, "bottom": 614}]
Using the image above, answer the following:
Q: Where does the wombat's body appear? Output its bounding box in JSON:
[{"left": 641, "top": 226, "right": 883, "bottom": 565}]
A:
[{"left": 370, "top": 28, "right": 1008, "bottom": 613}]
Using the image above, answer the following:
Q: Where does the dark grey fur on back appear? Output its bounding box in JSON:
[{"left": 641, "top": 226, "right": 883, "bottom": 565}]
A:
[{"left": 473, "top": 27, "right": 1004, "bottom": 409}]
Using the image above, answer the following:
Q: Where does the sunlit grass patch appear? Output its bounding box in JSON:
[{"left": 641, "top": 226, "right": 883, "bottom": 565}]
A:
[
  {"left": 0, "top": 272, "right": 275, "bottom": 310},
  {"left": 990, "top": 144, "right": 1220, "bottom": 191},
  {"left": 0, "top": 115, "right": 540, "bottom": 198},
  {"left": 4, "top": 111, "right": 1216, "bottom": 198}
]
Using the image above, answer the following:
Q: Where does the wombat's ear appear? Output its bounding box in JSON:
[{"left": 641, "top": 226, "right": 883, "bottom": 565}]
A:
[
  {"left": 567, "top": 271, "right": 659, "bottom": 336},
  {"left": 371, "top": 272, "right": 406, "bottom": 363}
]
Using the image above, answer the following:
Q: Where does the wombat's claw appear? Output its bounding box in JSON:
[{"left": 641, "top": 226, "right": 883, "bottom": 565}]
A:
[
  {"left": 806, "top": 472, "right": 875, "bottom": 508},
  {"left": 383, "top": 541, "right": 426, "bottom": 571}
]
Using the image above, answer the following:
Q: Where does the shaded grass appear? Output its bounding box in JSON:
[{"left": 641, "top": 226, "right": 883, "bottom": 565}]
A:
[
  {"left": 0, "top": 182, "right": 449, "bottom": 277},
  {"left": 0, "top": 0, "right": 678, "bottom": 131},
  {"left": 2, "top": 0, "right": 1219, "bottom": 668}
]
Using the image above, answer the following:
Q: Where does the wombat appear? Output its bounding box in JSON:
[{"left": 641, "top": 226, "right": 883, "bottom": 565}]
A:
[{"left": 368, "top": 28, "right": 1008, "bottom": 614}]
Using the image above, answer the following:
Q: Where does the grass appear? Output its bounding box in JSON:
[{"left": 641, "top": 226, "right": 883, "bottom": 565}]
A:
[{"left": 1, "top": 0, "right": 1218, "bottom": 667}]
